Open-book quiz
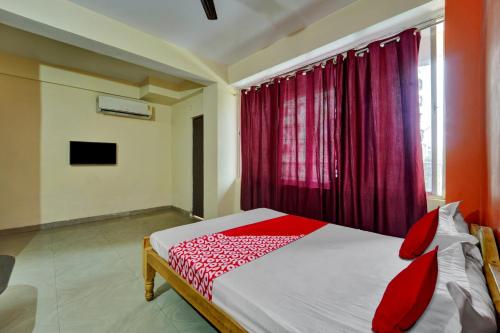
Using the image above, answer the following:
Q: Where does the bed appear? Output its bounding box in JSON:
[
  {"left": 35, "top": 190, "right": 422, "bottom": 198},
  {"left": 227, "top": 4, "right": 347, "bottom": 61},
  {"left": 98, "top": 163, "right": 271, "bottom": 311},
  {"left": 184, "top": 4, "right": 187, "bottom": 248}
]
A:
[{"left": 142, "top": 208, "right": 500, "bottom": 332}]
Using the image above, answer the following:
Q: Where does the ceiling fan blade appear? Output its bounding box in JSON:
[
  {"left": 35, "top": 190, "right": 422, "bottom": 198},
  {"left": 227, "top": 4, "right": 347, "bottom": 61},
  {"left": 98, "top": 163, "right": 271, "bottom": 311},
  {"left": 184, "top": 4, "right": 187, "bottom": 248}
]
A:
[{"left": 200, "top": 0, "right": 217, "bottom": 20}]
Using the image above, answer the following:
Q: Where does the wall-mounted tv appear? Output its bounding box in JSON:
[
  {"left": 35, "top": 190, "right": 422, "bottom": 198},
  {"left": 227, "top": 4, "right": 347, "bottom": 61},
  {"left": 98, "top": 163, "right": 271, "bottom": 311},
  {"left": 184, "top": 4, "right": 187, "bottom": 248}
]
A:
[{"left": 70, "top": 141, "right": 117, "bottom": 165}]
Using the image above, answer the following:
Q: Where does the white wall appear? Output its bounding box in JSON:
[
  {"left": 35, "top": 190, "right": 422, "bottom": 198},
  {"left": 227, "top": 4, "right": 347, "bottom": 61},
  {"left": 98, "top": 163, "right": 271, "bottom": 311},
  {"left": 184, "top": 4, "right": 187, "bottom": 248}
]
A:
[
  {"left": 171, "top": 92, "right": 203, "bottom": 212},
  {"left": 39, "top": 65, "right": 173, "bottom": 223}
]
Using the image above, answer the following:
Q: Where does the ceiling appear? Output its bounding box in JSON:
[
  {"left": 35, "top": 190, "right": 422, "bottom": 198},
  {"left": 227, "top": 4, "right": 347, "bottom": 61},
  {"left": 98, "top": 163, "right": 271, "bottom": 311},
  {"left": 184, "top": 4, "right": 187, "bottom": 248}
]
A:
[{"left": 67, "top": 0, "right": 357, "bottom": 65}]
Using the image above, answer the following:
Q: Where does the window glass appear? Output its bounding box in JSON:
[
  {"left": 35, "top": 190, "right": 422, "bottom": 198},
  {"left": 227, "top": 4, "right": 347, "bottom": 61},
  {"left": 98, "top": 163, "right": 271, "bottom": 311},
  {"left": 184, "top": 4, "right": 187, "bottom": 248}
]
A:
[{"left": 418, "top": 23, "right": 445, "bottom": 196}]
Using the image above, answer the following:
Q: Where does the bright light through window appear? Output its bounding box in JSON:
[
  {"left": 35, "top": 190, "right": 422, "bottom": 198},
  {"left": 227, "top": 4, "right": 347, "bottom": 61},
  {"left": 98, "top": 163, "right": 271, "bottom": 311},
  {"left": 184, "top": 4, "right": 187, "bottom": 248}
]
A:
[{"left": 418, "top": 22, "right": 445, "bottom": 197}]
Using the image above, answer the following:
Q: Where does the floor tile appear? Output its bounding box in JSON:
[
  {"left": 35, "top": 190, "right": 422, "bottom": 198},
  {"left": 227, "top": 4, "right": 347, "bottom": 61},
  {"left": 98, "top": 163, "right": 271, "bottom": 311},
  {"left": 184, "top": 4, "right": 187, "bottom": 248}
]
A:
[
  {"left": 165, "top": 298, "right": 217, "bottom": 333},
  {"left": 59, "top": 301, "right": 178, "bottom": 333},
  {"left": 0, "top": 232, "right": 49, "bottom": 257},
  {"left": 1, "top": 209, "right": 212, "bottom": 333},
  {"left": 154, "top": 286, "right": 183, "bottom": 312},
  {"left": 0, "top": 284, "right": 59, "bottom": 332}
]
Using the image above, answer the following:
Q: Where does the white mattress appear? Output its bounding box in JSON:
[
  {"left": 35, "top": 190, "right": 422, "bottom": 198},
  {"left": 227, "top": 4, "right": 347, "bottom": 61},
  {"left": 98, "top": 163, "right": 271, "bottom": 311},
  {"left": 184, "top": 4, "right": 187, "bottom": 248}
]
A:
[{"left": 150, "top": 209, "right": 409, "bottom": 332}]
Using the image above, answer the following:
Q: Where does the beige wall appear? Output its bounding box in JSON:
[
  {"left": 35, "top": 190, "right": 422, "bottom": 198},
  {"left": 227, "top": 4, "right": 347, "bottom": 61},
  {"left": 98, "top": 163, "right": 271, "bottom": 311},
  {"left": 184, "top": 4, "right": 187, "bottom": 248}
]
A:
[
  {"left": 171, "top": 84, "right": 239, "bottom": 219},
  {"left": 0, "top": 66, "right": 41, "bottom": 230},
  {"left": 171, "top": 92, "right": 203, "bottom": 212},
  {"left": 0, "top": 50, "right": 241, "bottom": 230},
  {"left": 170, "top": 83, "right": 239, "bottom": 219},
  {"left": 0, "top": 51, "right": 173, "bottom": 229},
  {"left": 199, "top": 83, "right": 238, "bottom": 219},
  {"left": 40, "top": 74, "right": 172, "bottom": 223},
  {"left": 202, "top": 84, "right": 219, "bottom": 219},
  {"left": 216, "top": 85, "right": 238, "bottom": 216}
]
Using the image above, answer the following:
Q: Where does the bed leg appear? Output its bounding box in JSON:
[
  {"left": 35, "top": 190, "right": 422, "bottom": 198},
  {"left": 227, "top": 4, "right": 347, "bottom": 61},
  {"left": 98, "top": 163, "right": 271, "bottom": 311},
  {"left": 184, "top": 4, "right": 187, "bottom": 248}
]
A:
[
  {"left": 144, "top": 263, "right": 155, "bottom": 301},
  {"left": 143, "top": 237, "right": 155, "bottom": 301}
]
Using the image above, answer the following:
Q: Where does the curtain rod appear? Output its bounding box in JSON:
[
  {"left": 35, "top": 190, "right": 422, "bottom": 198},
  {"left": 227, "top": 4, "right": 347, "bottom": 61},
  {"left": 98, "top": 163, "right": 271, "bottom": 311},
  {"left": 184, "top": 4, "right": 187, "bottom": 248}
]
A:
[{"left": 246, "top": 15, "right": 444, "bottom": 91}]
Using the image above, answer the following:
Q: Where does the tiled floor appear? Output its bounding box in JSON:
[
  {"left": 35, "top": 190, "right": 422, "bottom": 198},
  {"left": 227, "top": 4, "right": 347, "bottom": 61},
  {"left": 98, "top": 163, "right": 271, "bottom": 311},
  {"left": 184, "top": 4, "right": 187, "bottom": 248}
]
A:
[{"left": 0, "top": 210, "right": 217, "bottom": 333}]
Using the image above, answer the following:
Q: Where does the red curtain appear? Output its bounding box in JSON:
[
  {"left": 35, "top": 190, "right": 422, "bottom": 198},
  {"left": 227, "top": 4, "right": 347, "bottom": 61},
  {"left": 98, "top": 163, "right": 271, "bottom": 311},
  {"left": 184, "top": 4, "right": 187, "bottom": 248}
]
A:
[
  {"left": 240, "top": 29, "right": 427, "bottom": 237},
  {"left": 241, "top": 63, "right": 343, "bottom": 221}
]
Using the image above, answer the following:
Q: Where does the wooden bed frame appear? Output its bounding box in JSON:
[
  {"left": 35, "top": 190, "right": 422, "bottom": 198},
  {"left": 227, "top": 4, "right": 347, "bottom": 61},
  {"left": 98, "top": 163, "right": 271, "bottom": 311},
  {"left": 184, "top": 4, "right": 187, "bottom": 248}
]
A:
[
  {"left": 142, "top": 237, "right": 247, "bottom": 333},
  {"left": 143, "top": 224, "right": 500, "bottom": 333}
]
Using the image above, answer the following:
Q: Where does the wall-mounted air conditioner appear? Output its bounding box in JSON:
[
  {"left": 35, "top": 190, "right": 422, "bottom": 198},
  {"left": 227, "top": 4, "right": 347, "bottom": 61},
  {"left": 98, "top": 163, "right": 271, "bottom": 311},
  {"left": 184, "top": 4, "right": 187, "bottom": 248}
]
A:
[{"left": 97, "top": 95, "right": 151, "bottom": 120}]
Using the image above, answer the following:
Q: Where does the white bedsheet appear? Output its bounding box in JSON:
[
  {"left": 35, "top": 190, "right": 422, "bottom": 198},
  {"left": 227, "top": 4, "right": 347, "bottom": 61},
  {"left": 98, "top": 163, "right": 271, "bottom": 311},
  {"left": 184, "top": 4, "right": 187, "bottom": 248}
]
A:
[
  {"left": 149, "top": 209, "right": 422, "bottom": 332},
  {"left": 150, "top": 208, "right": 286, "bottom": 260}
]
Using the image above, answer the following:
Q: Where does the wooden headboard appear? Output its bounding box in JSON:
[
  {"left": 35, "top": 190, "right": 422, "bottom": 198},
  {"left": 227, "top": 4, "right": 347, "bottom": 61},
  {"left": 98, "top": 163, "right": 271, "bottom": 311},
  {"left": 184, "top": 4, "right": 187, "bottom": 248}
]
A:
[{"left": 470, "top": 224, "right": 500, "bottom": 320}]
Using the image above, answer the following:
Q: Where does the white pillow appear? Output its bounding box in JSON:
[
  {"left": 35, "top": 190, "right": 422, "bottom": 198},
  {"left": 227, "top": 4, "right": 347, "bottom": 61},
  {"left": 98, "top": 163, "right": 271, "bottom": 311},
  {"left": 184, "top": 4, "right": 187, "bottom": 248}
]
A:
[
  {"left": 441, "top": 201, "right": 470, "bottom": 234},
  {"left": 426, "top": 204, "right": 478, "bottom": 252},
  {"left": 412, "top": 243, "right": 470, "bottom": 332},
  {"left": 447, "top": 282, "right": 496, "bottom": 333},
  {"left": 440, "top": 201, "right": 460, "bottom": 217},
  {"left": 454, "top": 211, "right": 470, "bottom": 234},
  {"left": 461, "top": 242, "right": 497, "bottom": 331}
]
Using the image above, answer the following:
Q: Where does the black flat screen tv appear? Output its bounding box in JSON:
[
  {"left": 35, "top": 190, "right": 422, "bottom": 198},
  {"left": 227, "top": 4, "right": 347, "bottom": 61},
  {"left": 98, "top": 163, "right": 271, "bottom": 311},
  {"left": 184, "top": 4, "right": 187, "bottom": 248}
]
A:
[{"left": 70, "top": 141, "right": 117, "bottom": 165}]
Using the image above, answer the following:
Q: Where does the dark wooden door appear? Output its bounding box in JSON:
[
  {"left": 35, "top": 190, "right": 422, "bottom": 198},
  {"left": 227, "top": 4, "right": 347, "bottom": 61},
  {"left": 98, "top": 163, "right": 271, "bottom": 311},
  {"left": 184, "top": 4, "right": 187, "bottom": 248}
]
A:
[{"left": 192, "top": 116, "right": 204, "bottom": 218}]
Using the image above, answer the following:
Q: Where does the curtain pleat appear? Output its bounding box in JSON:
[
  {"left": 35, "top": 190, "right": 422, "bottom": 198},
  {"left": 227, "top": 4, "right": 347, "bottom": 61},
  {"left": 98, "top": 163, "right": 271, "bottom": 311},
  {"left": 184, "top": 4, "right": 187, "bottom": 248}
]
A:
[{"left": 240, "top": 29, "right": 427, "bottom": 237}]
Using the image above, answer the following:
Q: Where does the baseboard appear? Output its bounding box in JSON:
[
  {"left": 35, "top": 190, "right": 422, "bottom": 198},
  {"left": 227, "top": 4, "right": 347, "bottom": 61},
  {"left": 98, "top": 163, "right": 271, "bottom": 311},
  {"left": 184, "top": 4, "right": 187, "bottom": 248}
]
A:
[
  {"left": 169, "top": 206, "right": 204, "bottom": 222},
  {"left": 169, "top": 206, "right": 191, "bottom": 216},
  {"left": 0, "top": 205, "right": 175, "bottom": 236}
]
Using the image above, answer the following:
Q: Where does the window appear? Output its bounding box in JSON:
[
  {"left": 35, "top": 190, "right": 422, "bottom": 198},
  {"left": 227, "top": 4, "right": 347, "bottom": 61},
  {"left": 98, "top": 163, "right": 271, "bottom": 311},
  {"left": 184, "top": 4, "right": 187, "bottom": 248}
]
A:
[
  {"left": 276, "top": 25, "right": 445, "bottom": 193},
  {"left": 418, "top": 23, "right": 445, "bottom": 197},
  {"left": 280, "top": 77, "right": 332, "bottom": 188},
  {"left": 281, "top": 90, "right": 307, "bottom": 183}
]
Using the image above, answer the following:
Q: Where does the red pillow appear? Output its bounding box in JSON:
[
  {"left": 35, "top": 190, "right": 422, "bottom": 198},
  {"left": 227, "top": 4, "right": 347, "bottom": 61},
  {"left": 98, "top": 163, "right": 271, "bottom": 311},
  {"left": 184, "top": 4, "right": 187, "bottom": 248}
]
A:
[
  {"left": 372, "top": 247, "right": 438, "bottom": 333},
  {"left": 399, "top": 208, "right": 439, "bottom": 259}
]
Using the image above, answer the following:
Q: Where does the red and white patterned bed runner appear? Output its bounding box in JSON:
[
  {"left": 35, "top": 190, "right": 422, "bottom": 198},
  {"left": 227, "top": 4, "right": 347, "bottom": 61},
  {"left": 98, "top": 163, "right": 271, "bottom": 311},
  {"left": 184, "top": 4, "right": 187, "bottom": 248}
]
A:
[{"left": 167, "top": 215, "right": 327, "bottom": 300}]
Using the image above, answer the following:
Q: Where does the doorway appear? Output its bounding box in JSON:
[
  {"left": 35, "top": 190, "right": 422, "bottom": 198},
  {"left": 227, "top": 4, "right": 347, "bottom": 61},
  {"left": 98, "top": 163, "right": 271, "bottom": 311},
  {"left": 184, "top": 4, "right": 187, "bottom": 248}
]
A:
[{"left": 192, "top": 115, "right": 204, "bottom": 218}]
